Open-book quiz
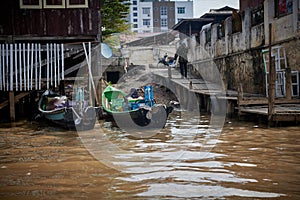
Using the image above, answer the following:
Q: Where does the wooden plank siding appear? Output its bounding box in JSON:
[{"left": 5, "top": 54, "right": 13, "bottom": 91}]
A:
[{"left": 0, "top": 0, "right": 100, "bottom": 41}]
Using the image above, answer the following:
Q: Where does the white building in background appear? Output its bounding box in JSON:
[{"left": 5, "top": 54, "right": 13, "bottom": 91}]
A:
[{"left": 128, "top": 0, "right": 193, "bottom": 33}]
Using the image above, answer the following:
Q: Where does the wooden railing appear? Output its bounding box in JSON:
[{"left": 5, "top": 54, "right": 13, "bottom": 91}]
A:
[{"left": 0, "top": 43, "right": 64, "bottom": 91}]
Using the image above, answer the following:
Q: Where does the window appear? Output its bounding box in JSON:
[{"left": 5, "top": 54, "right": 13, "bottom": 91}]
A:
[
  {"left": 205, "top": 29, "right": 211, "bottom": 44},
  {"left": 43, "top": 0, "right": 65, "bottom": 8},
  {"left": 177, "top": 7, "right": 185, "bottom": 14},
  {"left": 142, "top": 7, "right": 151, "bottom": 15},
  {"left": 217, "top": 24, "right": 224, "bottom": 39},
  {"left": 143, "top": 19, "right": 150, "bottom": 26},
  {"left": 66, "top": 0, "right": 88, "bottom": 8},
  {"left": 161, "top": 6, "right": 167, "bottom": 16},
  {"left": 161, "top": 18, "right": 167, "bottom": 27},
  {"left": 275, "top": 0, "right": 293, "bottom": 17},
  {"left": 20, "top": 0, "right": 42, "bottom": 9},
  {"left": 132, "top": 1, "right": 137, "bottom": 5},
  {"left": 133, "top": 12, "right": 138, "bottom": 17},
  {"left": 133, "top": 19, "right": 138, "bottom": 22},
  {"left": 232, "top": 11, "right": 242, "bottom": 33},
  {"left": 20, "top": 0, "right": 88, "bottom": 9},
  {"left": 133, "top": 7, "right": 137, "bottom": 11},
  {"left": 251, "top": 6, "right": 264, "bottom": 26},
  {"left": 133, "top": 24, "right": 138, "bottom": 28}
]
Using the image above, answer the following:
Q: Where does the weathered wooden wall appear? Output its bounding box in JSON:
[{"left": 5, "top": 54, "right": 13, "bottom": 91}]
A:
[{"left": 0, "top": 0, "right": 100, "bottom": 39}]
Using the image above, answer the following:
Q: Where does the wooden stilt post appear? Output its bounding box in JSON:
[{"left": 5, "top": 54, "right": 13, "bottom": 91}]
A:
[
  {"left": 237, "top": 61, "right": 244, "bottom": 117},
  {"left": 97, "top": 44, "right": 102, "bottom": 107},
  {"left": 9, "top": 91, "right": 15, "bottom": 121},
  {"left": 98, "top": 77, "right": 103, "bottom": 107},
  {"left": 268, "top": 23, "right": 276, "bottom": 124},
  {"left": 237, "top": 84, "right": 243, "bottom": 117},
  {"left": 97, "top": 13, "right": 102, "bottom": 108}
]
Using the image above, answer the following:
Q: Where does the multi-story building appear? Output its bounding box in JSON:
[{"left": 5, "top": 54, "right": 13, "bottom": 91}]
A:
[{"left": 128, "top": 0, "right": 193, "bottom": 33}]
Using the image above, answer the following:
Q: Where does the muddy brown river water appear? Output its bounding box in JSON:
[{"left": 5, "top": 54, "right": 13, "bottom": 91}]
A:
[{"left": 0, "top": 111, "right": 299, "bottom": 199}]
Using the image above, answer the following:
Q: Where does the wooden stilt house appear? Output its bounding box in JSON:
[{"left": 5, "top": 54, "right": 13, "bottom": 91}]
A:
[{"left": 0, "top": 0, "right": 101, "bottom": 121}]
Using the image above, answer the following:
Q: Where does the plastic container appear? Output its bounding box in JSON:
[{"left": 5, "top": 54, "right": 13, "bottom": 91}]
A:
[{"left": 144, "top": 85, "right": 154, "bottom": 106}]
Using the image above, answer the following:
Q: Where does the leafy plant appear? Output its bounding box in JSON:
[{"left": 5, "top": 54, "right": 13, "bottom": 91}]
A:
[{"left": 101, "top": 0, "right": 131, "bottom": 39}]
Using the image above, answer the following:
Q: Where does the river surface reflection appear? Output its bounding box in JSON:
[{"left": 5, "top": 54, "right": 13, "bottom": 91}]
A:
[{"left": 0, "top": 111, "right": 299, "bottom": 199}]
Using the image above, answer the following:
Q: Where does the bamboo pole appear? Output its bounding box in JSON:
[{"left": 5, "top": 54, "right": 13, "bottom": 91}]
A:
[
  {"left": 61, "top": 44, "right": 64, "bottom": 80},
  {"left": 46, "top": 44, "right": 49, "bottom": 89},
  {"left": 3, "top": 44, "right": 5, "bottom": 90},
  {"left": 23, "top": 43, "right": 26, "bottom": 91},
  {"left": 30, "top": 43, "right": 34, "bottom": 90},
  {"left": 54, "top": 43, "right": 57, "bottom": 88},
  {"left": 83, "top": 42, "right": 99, "bottom": 105},
  {"left": 1, "top": 44, "right": 4, "bottom": 91},
  {"left": 0, "top": 45, "right": 2, "bottom": 90},
  {"left": 10, "top": 44, "right": 13, "bottom": 91},
  {"left": 27, "top": 43, "right": 30, "bottom": 90},
  {"left": 19, "top": 43, "right": 22, "bottom": 91},
  {"left": 14, "top": 44, "right": 18, "bottom": 91},
  {"left": 97, "top": 43, "right": 102, "bottom": 107},
  {"left": 5, "top": 44, "right": 8, "bottom": 91},
  {"left": 89, "top": 42, "right": 93, "bottom": 106},
  {"left": 35, "top": 43, "right": 38, "bottom": 90},
  {"left": 50, "top": 43, "right": 53, "bottom": 87},
  {"left": 0, "top": 44, "right": 2, "bottom": 91},
  {"left": 57, "top": 44, "right": 60, "bottom": 83},
  {"left": 38, "top": 44, "right": 42, "bottom": 90}
]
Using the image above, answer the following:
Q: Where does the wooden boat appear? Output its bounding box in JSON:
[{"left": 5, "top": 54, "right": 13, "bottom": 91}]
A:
[
  {"left": 101, "top": 85, "right": 173, "bottom": 129},
  {"left": 37, "top": 90, "right": 97, "bottom": 130}
]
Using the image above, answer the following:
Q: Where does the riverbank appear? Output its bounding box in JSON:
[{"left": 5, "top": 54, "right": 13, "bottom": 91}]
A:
[{"left": 0, "top": 67, "right": 299, "bottom": 126}]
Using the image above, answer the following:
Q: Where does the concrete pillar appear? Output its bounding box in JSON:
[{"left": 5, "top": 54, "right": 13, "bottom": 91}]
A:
[
  {"left": 243, "top": 8, "right": 252, "bottom": 50},
  {"left": 168, "top": 66, "right": 172, "bottom": 79},
  {"left": 189, "top": 35, "right": 197, "bottom": 62},
  {"left": 211, "top": 24, "right": 218, "bottom": 57},
  {"left": 264, "top": 0, "right": 275, "bottom": 45},
  {"left": 225, "top": 17, "right": 232, "bottom": 55},
  {"left": 200, "top": 30, "right": 210, "bottom": 60}
]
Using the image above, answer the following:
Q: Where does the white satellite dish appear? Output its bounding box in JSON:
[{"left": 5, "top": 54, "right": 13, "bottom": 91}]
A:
[{"left": 101, "top": 43, "right": 113, "bottom": 58}]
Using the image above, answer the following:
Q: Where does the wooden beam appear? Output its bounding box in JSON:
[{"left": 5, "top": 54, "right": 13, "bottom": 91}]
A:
[
  {"left": 0, "top": 100, "right": 9, "bottom": 110},
  {"left": 239, "top": 98, "right": 300, "bottom": 105},
  {"left": 272, "top": 114, "right": 300, "bottom": 122},
  {"left": 0, "top": 92, "right": 31, "bottom": 110},
  {"left": 268, "top": 23, "right": 276, "bottom": 123}
]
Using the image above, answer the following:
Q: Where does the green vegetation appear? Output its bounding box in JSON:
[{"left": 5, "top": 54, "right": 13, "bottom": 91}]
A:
[{"left": 101, "top": 0, "right": 131, "bottom": 38}]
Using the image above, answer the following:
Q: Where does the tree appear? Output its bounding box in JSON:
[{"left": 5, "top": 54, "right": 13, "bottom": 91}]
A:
[{"left": 101, "top": 0, "right": 130, "bottom": 38}]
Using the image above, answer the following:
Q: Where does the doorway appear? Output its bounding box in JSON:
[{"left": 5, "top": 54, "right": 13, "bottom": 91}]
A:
[{"left": 106, "top": 71, "right": 120, "bottom": 84}]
